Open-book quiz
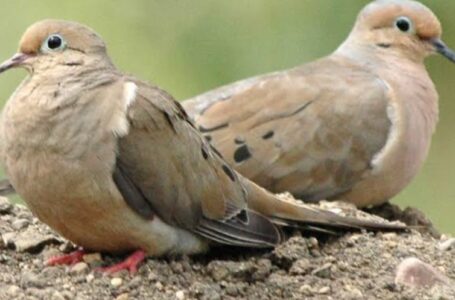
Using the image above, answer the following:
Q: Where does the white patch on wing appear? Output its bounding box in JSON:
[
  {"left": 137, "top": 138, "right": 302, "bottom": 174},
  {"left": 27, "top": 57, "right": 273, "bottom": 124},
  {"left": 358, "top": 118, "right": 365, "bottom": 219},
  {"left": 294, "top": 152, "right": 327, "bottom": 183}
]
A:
[
  {"left": 371, "top": 99, "right": 400, "bottom": 172},
  {"left": 123, "top": 81, "right": 138, "bottom": 109},
  {"left": 111, "top": 81, "right": 137, "bottom": 137}
]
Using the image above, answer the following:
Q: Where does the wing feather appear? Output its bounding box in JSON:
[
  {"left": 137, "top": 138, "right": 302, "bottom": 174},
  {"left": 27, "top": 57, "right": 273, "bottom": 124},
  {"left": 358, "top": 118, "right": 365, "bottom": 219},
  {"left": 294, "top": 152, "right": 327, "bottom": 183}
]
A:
[
  {"left": 183, "top": 58, "right": 392, "bottom": 201},
  {"left": 113, "top": 78, "right": 282, "bottom": 247}
]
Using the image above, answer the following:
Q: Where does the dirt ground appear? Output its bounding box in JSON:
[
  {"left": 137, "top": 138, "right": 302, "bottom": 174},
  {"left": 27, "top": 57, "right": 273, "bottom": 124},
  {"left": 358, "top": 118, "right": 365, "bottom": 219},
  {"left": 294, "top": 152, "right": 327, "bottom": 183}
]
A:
[{"left": 0, "top": 195, "right": 454, "bottom": 300}]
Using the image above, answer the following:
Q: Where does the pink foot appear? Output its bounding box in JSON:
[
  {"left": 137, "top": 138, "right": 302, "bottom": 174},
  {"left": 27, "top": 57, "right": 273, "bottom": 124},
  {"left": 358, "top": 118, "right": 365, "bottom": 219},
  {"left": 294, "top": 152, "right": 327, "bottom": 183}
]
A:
[
  {"left": 46, "top": 249, "right": 85, "bottom": 266},
  {"left": 98, "top": 250, "right": 146, "bottom": 275}
]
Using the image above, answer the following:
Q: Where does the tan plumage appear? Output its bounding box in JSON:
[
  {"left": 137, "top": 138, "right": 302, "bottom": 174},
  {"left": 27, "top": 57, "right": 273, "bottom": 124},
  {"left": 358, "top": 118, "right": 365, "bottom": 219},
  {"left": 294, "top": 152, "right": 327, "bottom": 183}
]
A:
[
  {"left": 0, "top": 20, "right": 403, "bottom": 262},
  {"left": 183, "top": 0, "right": 455, "bottom": 207}
]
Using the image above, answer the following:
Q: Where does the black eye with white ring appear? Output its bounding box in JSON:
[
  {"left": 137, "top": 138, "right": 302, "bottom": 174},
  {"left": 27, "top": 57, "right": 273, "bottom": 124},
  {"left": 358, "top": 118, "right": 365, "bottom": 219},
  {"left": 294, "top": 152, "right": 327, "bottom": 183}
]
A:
[
  {"left": 395, "top": 16, "right": 412, "bottom": 33},
  {"left": 47, "top": 35, "right": 62, "bottom": 49},
  {"left": 41, "top": 34, "right": 67, "bottom": 53}
]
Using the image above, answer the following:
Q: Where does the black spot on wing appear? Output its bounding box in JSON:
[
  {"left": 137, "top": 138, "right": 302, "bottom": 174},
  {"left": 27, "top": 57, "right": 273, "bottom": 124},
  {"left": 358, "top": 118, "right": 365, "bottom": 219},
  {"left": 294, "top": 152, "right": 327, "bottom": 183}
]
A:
[
  {"left": 162, "top": 111, "right": 176, "bottom": 133},
  {"left": 222, "top": 165, "right": 236, "bottom": 182},
  {"left": 237, "top": 209, "right": 249, "bottom": 224},
  {"left": 204, "top": 135, "right": 212, "bottom": 142},
  {"left": 174, "top": 100, "right": 189, "bottom": 120},
  {"left": 377, "top": 43, "right": 391, "bottom": 48},
  {"left": 262, "top": 131, "right": 274, "bottom": 140},
  {"left": 201, "top": 146, "right": 209, "bottom": 160},
  {"left": 234, "top": 144, "right": 252, "bottom": 163},
  {"left": 172, "top": 99, "right": 198, "bottom": 130},
  {"left": 64, "top": 61, "right": 83, "bottom": 66}
]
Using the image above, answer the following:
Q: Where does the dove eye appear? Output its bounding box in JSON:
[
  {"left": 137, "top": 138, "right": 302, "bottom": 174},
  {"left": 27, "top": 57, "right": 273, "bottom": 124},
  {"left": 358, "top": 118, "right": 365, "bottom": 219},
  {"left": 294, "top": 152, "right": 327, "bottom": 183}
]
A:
[
  {"left": 395, "top": 16, "right": 413, "bottom": 33},
  {"left": 41, "top": 34, "right": 67, "bottom": 53}
]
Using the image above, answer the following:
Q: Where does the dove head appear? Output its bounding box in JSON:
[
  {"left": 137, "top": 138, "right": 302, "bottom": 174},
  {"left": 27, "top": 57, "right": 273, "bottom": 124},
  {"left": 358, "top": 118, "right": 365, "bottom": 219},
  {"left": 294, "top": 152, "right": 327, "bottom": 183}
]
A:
[
  {"left": 339, "top": 0, "right": 455, "bottom": 64},
  {"left": 0, "top": 19, "right": 113, "bottom": 75}
]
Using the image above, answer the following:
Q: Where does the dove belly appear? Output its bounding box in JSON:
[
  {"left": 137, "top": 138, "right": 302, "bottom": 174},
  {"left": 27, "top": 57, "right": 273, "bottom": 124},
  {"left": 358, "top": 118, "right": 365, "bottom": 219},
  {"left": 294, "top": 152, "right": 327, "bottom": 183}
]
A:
[{"left": 6, "top": 152, "right": 208, "bottom": 256}]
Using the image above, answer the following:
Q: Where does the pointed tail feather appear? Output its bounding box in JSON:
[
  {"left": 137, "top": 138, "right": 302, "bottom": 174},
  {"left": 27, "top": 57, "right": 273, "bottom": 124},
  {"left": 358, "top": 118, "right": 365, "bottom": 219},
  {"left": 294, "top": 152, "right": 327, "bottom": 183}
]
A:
[{"left": 244, "top": 181, "right": 406, "bottom": 231}]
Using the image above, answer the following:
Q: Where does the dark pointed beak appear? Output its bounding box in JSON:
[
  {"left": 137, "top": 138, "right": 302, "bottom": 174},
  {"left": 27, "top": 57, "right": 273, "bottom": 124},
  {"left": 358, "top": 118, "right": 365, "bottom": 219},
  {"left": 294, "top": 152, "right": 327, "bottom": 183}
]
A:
[
  {"left": 0, "top": 53, "right": 31, "bottom": 74},
  {"left": 432, "top": 39, "right": 455, "bottom": 63}
]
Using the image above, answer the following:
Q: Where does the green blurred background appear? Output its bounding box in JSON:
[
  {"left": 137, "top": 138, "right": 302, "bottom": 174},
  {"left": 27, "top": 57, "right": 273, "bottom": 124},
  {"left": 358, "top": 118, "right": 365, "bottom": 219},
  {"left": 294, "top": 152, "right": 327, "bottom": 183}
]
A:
[{"left": 0, "top": 1, "right": 453, "bottom": 233}]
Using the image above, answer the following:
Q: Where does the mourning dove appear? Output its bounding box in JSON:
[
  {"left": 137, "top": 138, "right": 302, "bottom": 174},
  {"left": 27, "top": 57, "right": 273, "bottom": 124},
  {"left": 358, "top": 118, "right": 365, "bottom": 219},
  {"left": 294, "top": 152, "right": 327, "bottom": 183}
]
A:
[
  {"left": 183, "top": 0, "right": 455, "bottom": 208},
  {"left": 0, "top": 20, "right": 404, "bottom": 273}
]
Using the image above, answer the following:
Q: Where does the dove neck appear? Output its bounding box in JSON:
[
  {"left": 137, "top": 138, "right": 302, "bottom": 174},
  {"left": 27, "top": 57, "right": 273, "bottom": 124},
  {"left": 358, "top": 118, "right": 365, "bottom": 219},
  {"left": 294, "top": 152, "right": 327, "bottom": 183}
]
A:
[
  {"left": 30, "top": 52, "right": 115, "bottom": 82},
  {"left": 334, "top": 34, "right": 427, "bottom": 68}
]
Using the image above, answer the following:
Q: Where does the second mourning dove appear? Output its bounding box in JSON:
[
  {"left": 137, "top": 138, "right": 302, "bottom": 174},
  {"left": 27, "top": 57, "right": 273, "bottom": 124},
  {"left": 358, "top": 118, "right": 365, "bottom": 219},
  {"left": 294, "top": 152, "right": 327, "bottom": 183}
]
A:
[
  {"left": 184, "top": 0, "right": 455, "bottom": 208},
  {"left": 0, "top": 20, "right": 403, "bottom": 273}
]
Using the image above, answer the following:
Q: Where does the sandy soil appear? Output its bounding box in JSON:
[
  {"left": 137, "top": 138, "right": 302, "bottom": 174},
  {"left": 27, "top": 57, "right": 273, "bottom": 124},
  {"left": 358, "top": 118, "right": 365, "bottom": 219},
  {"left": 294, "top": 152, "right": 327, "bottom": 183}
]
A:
[{"left": 0, "top": 196, "right": 454, "bottom": 300}]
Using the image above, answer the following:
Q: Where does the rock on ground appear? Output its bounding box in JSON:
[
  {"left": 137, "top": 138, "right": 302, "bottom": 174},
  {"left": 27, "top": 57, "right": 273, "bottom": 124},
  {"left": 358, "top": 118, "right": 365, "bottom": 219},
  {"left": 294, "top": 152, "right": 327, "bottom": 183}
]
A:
[{"left": 0, "top": 196, "right": 454, "bottom": 300}]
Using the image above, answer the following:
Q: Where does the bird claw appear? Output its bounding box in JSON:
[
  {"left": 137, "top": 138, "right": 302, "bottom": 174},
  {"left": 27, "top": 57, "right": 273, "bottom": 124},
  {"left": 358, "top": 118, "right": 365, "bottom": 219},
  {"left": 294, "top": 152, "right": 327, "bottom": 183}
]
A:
[
  {"left": 97, "top": 250, "right": 146, "bottom": 275},
  {"left": 46, "top": 249, "right": 85, "bottom": 266}
]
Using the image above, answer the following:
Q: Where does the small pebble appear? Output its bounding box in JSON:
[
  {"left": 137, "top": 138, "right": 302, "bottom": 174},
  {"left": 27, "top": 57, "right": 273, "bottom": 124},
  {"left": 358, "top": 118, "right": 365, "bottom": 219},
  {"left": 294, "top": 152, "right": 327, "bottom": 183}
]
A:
[
  {"left": 83, "top": 253, "right": 102, "bottom": 265},
  {"left": 115, "top": 293, "right": 129, "bottom": 300},
  {"left": 383, "top": 252, "right": 392, "bottom": 259},
  {"left": 51, "top": 291, "right": 65, "bottom": 300},
  {"left": 290, "top": 258, "right": 312, "bottom": 275},
  {"left": 155, "top": 282, "right": 164, "bottom": 291},
  {"left": 2, "top": 232, "right": 16, "bottom": 248},
  {"left": 312, "top": 263, "right": 332, "bottom": 278},
  {"left": 308, "top": 237, "right": 319, "bottom": 248},
  {"left": 318, "top": 286, "right": 331, "bottom": 294},
  {"left": 346, "top": 234, "right": 363, "bottom": 246},
  {"left": 11, "top": 218, "right": 29, "bottom": 230},
  {"left": 111, "top": 277, "right": 123, "bottom": 288},
  {"left": 299, "top": 284, "right": 313, "bottom": 296},
  {"left": 7, "top": 285, "right": 21, "bottom": 296},
  {"left": 70, "top": 262, "right": 88, "bottom": 273},
  {"left": 14, "top": 229, "right": 59, "bottom": 253},
  {"left": 344, "top": 285, "right": 363, "bottom": 298},
  {"left": 438, "top": 238, "right": 455, "bottom": 251},
  {"left": 175, "top": 290, "right": 185, "bottom": 300},
  {"left": 385, "top": 241, "right": 398, "bottom": 248},
  {"left": 148, "top": 272, "right": 158, "bottom": 281},
  {"left": 0, "top": 197, "right": 13, "bottom": 213},
  {"left": 20, "top": 272, "right": 46, "bottom": 288},
  {"left": 338, "top": 261, "right": 348, "bottom": 271},
  {"left": 395, "top": 257, "right": 451, "bottom": 288},
  {"left": 86, "top": 273, "right": 95, "bottom": 283}
]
